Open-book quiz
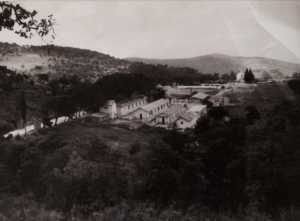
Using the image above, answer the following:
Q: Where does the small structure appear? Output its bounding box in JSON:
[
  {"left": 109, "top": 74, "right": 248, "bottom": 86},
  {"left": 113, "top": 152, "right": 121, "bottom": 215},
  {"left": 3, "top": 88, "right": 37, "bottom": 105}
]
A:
[
  {"left": 175, "top": 112, "right": 199, "bottom": 130},
  {"left": 236, "top": 71, "right": 245, "bottom": 82},
  {"left": 3, "top": 124, "right": 35, "bottom": 138},
  {"left": 190, "top": 92, "right": 210, "bottom": 104},
  {"left": 188, "top": 104, "right": 207, "bottom": 116},
  {"left": 209, "top": 94, "right": 230, "bottom": 106},
  {"left": 100, "top": 100, "right": 117, "bottom": 119}
]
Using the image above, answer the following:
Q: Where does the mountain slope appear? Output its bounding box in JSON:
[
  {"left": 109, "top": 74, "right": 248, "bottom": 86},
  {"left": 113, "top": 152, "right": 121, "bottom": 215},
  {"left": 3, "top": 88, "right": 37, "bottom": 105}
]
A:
[
  {"left": 127, "top": 54, "right": 300, "bottom": 78},
  {"left": 0, "top": 42, "right": 130, "bottom": 81}
]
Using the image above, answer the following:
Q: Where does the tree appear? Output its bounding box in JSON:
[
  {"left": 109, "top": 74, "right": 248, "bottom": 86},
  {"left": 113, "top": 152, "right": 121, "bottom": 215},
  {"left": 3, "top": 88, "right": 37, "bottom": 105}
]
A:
[
  {"left": 0, "top": 1, "right": 55, "bottom": 38},
  {"left": 292, "top": 72, "right": 300, "bottom": 79},
  {"left": 221, "top": 72, "right": 236, "bottom": 83},
  {"left": 18, "top": 90, "right": 27, "bottom": 134},
  {"left": 244, "top": 68, "right": 255, "bottom": 83},
  {"left": 245, "top": 105, "right": 260, "bottom": 125}
]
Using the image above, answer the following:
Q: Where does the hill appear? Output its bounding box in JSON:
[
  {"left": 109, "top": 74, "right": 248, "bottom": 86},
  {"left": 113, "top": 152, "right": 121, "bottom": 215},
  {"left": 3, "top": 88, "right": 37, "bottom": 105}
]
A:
[
  {"left": 0, "top": 42, "right": 130, "bottom": 81},
  {"left": 127, "top": 53, "right": 300, "bottom": 79}
]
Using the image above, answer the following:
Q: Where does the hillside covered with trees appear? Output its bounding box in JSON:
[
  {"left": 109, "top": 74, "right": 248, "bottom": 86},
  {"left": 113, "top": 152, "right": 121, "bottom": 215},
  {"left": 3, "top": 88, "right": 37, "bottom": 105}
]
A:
[
  {"left": 0, "top": 80, "right": 300, "bottom": 220},
  {"left": 0, "top": 42, "right": 130, "bottom": 81}
]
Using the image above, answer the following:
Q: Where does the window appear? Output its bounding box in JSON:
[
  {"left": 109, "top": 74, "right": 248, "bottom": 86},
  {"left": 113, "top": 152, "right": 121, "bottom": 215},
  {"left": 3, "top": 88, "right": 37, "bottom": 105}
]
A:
[
  {"left": 181, "top": 121, "right": 184, "bottom": 125},
  {"left": 140, "top": 113, "right": 143, "bottom": 120}
]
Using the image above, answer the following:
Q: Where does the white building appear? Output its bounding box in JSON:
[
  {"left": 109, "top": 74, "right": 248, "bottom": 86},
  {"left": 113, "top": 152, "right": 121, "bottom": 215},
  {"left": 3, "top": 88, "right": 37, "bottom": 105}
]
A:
[
  {"left": 117, "top": 96, "right": 147, "bottom": 117},
  {"left": 236, "top": 71, "right": 245, "bottom": 82},
  {"left": 127, "top": 98, "right": 170, "bottom": 122},
  {"left": 175, "top": 112, "right": 199, "bottom": 130},
  {"left": 161, "top": 84, "right": 222, "bottom": 97},
  {"left": 100, "top": 100, "right": 117, "bottom": 119},
  {"left": 97, "top": 93, "right": 208, "bottom": 130},
  {"left": 188, "top": 104, "right": 207, "bottom": 116},
  {"left": 190, "top": 92, "right": 210, "bottom": 104},
  {"left": 153, "top": 104, "right": 187, "bottom": 127}
]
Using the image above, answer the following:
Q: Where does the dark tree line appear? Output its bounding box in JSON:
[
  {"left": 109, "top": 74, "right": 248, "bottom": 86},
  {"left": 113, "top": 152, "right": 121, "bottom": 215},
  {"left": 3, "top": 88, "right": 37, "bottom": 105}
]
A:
[
  {"left": 0, "top": 65, "right": 27, "bottom": 91},
  {"left": 129, "top": 62, "right": 224, "bottom": 84},
  {"left": 244, "top": 68, "right": 255, "bottom": 83}
]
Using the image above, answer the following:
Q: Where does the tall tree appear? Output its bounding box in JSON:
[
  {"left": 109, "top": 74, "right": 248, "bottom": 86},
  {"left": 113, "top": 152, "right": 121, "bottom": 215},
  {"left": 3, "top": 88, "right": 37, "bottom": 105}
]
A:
[
  {"left": 18, "top": 90, "right": 27, "bottom": 134},
  {"left": 244, "top": 68, "right": 255, "bottom": 83}
]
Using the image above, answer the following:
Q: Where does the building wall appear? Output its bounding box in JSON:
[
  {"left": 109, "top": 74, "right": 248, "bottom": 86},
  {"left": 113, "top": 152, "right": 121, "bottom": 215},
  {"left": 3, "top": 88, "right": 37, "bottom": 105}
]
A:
[
  {"left": 154, "top": 114, "right": 172, "bottom": 125},
  {"left": 126, "top": 99, "right": 171, "bottom": 122},
  {"left": 100, "top": 100, "right": 117, "bottom": 119},
  {"left": 127, "top": 108, "right": 150, "bottom": 121},
  {"left": 170, "top": 98, "right": 189, "bottom": 105},
  {"left": 148, "top": 100, "right": 170, "bottom": 120},
  {"left": 175, "top": 117, "right": 198, "bottom": 130},
  {"left": 117, "top": 97, "right": 147, "bottom": 117}
]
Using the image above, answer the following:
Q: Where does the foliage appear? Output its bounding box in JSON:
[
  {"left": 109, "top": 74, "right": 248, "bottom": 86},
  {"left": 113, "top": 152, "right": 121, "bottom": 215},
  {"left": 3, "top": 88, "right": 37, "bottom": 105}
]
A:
[
  {"left": 0, "top": 1, "right": 55, "bottom": 38},
  {"left": 245, "top": 105, "right": 260, "bottom": 125},
  {"left": 221, "top": 71, "right": 237, "bottom": 83},
  {"left": 130, "top": 62, "right": 220, "bottom": 84},
  {"left": 292, "top": 72, "right": 300, "bottom": 79},
  {"left": 17, "top": 91, "right": 27, "bottom": 129},
  {"left": 244, "top": 68, "right": 255, "bottom": 83},
  {"left": 1, "top": 197, "right": 300, "bottom": 221},
  {"left": 288, "top": 79, "right": 300, "bottom": 96}
]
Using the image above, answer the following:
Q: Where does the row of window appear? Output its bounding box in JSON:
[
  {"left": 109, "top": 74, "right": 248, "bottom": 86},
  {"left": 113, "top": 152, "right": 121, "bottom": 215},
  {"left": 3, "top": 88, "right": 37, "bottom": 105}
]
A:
[
  {"left": 127, "top": 100, "right": 145, "bottom": 110},
  {"left": 149, "top": 103, "right": 168, "bottom": 115}
]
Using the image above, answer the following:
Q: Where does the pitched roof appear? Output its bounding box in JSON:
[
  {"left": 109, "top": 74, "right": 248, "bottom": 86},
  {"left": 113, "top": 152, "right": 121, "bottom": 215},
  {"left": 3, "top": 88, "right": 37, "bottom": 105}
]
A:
[
  {"left": 191, "top": 92, "right": 210, "bottom": 100},
  {"left": 176, "top": 112, "right": 198, "bottom": 122},
  {"left": 118, "top": 96, "right": 146, "bottom": 107},
  {"left": 166, "top": 88, "right": 192, "bottom": 97},
  {"left": 141, "top": 99, "right": 169, "bottom": 111},
  {"left": 188, "top": 104, "right": 206, "bottom": 113}
]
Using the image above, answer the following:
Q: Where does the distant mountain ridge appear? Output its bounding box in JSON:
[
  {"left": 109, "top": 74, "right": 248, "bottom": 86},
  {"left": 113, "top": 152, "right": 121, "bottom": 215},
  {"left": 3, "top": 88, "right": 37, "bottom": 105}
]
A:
[
  {"left": 127, "top": 54, "right": 300, "bottom": 79},
  {"left": 0, "top": 42, "right": 130, "bottom": 81},
  {"left": 1, "top": 41, "right": 300, "bottom": 81}
]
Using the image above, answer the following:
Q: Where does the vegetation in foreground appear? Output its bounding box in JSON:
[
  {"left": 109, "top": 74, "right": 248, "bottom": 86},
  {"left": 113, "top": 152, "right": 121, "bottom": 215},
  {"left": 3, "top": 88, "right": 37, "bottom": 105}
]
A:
[
  {"left": 1, "top": 80, "right": 300, "bottom": 220},
  {"left": 1, "top": 196, "right": 300, "bottom": 221}
]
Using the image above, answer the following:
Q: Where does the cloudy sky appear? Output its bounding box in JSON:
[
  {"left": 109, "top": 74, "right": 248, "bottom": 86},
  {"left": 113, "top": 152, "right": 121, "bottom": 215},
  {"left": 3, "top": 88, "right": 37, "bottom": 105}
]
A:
[{"left": 1, "top": 0, "right": 300, "bottom": 63}]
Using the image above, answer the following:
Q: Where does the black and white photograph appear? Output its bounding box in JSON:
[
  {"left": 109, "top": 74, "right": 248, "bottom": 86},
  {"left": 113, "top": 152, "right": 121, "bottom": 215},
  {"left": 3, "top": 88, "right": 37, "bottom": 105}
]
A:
[{"left": 0, "top": 0, "right": 300, "bottom": 220}]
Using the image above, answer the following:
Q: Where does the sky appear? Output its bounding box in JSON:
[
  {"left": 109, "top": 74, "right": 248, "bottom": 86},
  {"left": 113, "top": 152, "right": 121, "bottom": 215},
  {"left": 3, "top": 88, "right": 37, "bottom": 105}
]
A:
[{"left": 0, "top": 0, "right": 300, "bottom": 63}]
